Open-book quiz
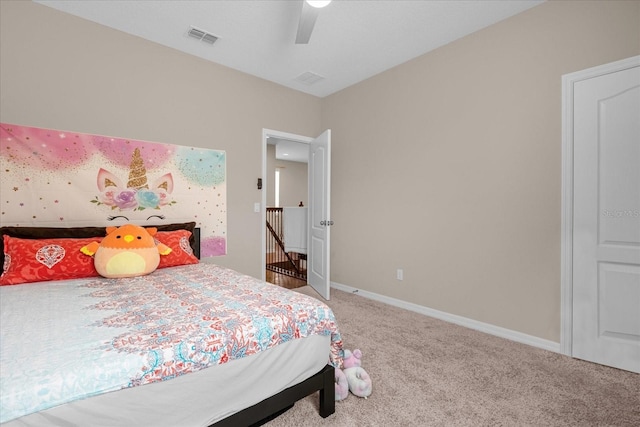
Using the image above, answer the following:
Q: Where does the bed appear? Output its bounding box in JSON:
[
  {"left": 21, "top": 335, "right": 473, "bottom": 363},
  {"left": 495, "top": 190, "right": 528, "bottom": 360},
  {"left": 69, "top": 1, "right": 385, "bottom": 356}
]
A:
[{"left": 0, "top": 223, "right": 342, "bottom": 426}]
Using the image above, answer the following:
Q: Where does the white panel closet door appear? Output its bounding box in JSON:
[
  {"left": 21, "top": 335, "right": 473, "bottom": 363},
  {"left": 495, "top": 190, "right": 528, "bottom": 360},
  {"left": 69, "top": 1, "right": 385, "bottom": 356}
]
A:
[{"left": 572, "top": 62, "right": 640, "bottom": 373}]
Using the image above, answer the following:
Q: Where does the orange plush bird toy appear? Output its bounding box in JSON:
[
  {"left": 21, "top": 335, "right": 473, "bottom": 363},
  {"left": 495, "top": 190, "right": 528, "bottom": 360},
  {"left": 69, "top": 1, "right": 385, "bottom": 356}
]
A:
[{"left": 81, "top": 224, "right": 171, "bottom": 278}]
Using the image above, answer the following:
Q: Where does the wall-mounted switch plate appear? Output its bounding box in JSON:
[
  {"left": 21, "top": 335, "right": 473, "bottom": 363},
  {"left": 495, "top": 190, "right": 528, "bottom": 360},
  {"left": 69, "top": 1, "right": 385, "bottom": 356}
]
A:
[
  {"left": 397, "top": 269, "right": 404, "bottom": 281},
  {"left": 254, "top": 202, "right": 260, "bottom": 213}
]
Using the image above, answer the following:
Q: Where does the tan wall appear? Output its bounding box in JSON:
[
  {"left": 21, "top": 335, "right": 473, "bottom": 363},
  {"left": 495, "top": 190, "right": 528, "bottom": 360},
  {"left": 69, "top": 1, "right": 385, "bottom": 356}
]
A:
[
  {"left": 276, "top": 160, "right": 308, "bottom": 208},
  {"left": 322, "top": 0, "right": 640, "bottom": 342},
  {"left": 265, "top": 146, "right": 308, "bottom": 208},
  {"left": 0, "top": 1, "right": 322, "bottom": 278}
]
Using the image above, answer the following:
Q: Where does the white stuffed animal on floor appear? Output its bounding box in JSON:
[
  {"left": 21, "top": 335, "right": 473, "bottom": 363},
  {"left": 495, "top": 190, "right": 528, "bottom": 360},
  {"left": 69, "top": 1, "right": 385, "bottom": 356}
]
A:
[
  {"left": 344, "top": 366, "right": 372, "bottom": 398},
  {"left": 341, "top": 349, "right": 372, "bottom": 399},
  {"left": 335, "top": 367, "right": 349, "bottom": 401}
]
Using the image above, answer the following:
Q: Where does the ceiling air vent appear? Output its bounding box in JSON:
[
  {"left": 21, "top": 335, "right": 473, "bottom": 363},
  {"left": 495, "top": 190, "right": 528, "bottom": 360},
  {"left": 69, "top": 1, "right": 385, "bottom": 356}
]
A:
[
  {"left": 295, "top": 71, "right": 325, "bottom": 86},
  {"left": 188, "top": 27, "right": 218, "bottom": 45}
]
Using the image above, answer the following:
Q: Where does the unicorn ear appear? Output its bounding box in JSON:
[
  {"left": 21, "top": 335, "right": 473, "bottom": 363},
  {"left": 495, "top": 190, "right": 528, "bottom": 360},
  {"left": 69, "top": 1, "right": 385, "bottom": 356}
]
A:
[
  {"left": 152, "top": 173, "right": 174, "bottom": 194},
  {"left": 97, "top": 168, "right": 123, "bottom": 191}
]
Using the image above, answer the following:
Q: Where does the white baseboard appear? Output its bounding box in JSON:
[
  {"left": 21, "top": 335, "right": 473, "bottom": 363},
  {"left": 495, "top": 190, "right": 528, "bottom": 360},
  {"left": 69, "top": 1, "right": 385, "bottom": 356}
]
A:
[{"left": 330, "top": 281, "right": 560, "bottom": 354}]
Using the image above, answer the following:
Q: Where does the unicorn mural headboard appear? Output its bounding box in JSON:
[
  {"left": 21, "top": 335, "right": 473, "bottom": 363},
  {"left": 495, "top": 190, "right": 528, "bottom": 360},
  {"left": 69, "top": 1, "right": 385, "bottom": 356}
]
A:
[{"left": 0, "top": 123, "right": 226, "bottom": 257}]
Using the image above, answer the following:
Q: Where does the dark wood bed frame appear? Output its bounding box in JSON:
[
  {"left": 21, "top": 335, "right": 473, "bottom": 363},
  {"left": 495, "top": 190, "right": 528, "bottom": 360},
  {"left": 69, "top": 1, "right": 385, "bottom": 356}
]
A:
[{"left": 212, "top": 364, "right": 335, "bottom": 426}]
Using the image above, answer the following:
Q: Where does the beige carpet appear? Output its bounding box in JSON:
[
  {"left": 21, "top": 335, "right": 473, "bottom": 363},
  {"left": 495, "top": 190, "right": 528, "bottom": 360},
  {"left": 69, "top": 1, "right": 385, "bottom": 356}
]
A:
[{"left": 266, "top": 286, "right": 640, "bottom": 427}]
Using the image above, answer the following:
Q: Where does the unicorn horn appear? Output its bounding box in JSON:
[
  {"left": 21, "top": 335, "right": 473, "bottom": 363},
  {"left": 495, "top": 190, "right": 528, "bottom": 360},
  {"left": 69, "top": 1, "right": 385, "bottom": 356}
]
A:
[{"left": 127, "top": 147, "right": 149, "bottom": 189}]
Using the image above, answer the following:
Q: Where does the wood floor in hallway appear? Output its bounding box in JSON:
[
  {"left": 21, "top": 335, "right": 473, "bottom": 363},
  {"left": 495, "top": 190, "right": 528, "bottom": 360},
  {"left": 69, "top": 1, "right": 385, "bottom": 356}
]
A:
[{"left": 265, "top": 270, "right": 307, "bottom": 289}]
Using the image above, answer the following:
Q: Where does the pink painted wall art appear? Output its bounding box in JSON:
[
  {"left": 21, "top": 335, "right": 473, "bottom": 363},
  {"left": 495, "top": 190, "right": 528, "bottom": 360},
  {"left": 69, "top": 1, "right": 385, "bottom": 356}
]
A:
[{"left": 0, "top": 123, "right": 226, "bottom": 256}]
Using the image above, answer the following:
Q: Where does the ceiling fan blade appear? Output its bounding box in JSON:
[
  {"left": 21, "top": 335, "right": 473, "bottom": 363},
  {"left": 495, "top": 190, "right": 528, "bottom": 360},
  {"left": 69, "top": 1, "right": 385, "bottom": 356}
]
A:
[{"left": 295, "top": 0, "right": 320, "bottom": 44}]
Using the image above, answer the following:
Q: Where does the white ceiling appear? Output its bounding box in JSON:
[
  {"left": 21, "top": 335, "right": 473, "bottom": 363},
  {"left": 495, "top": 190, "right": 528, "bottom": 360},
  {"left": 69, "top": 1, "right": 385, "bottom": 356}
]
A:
[
  {"left": 34, "top": 0, "right": 544, "bottom": 98},
  {"left": 271, "top": 138, "right": 310, "bottom": 163}
]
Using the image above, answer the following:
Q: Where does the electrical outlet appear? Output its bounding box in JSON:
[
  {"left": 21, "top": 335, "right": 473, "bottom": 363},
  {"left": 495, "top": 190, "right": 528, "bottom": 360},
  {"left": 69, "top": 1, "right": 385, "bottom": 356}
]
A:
[{"left": 396, "top": 269, "right": 403, "bottom": 281}]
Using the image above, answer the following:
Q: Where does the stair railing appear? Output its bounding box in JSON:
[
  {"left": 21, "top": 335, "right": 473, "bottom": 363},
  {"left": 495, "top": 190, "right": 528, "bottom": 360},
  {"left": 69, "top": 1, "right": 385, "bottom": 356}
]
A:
[{"left": 266, "top": 207, "right": 306, "bottom": 279}]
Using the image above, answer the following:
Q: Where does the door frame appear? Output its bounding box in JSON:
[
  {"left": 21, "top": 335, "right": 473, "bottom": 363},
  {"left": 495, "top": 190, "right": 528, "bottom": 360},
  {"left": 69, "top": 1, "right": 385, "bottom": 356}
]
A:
[
  {"left": 261, "top": 128, "right": 313, "bottom": 281},
  {"left": 560, "top": 55, "right": 640, "bottom": 357}
]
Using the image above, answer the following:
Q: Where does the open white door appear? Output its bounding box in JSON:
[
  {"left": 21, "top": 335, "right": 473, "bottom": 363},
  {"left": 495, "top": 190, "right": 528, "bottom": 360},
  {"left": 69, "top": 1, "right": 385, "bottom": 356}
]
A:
[
  {"left": 308, "top": 130, "right": 331, "bottom": 300},
  {"left": 567, "top": 57, "right": 640, "bottom": 373}
]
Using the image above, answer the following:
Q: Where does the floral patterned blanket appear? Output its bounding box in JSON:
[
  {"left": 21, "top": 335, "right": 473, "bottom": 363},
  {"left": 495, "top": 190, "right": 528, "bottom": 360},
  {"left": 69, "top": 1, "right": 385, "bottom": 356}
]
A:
[{"left": 0, "top": 263, "right": 343, "bottom": 423}]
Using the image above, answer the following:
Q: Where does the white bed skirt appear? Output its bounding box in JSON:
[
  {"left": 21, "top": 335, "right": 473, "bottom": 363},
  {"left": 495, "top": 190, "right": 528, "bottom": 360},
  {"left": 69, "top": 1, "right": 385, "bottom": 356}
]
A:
[{"left": 3, "top": 334, "right": 330, "bottom": 427}]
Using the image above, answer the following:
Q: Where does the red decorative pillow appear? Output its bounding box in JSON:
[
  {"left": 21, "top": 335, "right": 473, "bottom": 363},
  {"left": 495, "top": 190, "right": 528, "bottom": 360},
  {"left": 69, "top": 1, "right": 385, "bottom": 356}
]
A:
[
  {"left": 1, "top": 235, "right": 102, "bottom": 286},
  {"left": 154, "top": 230, "right": 199, "bottom": 269}
]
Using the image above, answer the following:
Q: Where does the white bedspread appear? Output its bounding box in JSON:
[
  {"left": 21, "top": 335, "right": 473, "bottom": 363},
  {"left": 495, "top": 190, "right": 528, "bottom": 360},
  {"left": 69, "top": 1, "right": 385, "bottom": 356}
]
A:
[
  {"left": 0, "top": 263, "right": 342, "bottom": 424},
  {"left": 3, "top": 335, "right": 331, "bottom": 427}
]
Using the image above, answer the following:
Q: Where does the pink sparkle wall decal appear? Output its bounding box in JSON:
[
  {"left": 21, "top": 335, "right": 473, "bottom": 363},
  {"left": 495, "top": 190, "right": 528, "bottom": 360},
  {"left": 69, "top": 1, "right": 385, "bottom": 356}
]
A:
[{"left": 0, "top": 123, "right": 226, "bottom": 257}]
